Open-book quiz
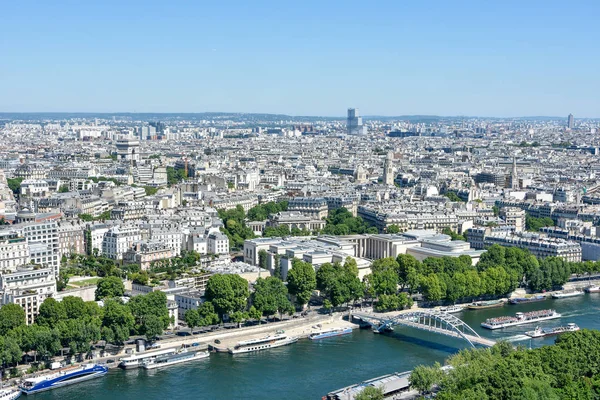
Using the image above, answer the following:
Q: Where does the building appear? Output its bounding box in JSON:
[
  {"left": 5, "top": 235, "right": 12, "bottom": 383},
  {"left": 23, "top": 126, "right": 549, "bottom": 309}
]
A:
[
  {"left": 383, "top": 152, "right": 395, "bottom": 186},
  {"left": 346, "top": 108, "right": 366, "bottom": 135},
  {"left": 0, "top": 231, "right": 29, "bottom": 271},
  {"left": 508, "top": 157, "right": 520, "bottom": 190},
  {"left": 0, "top": 267, "right": 56, "bottom": 325},
  {"left": 474, "top": 171, "right": 506, "bottom": 187},
  {"left": 57, "top": 221, "right": 85, "bottom": 257},
  {"left": 28, "top": 242, "right": 59, "bottom": 274},
  {"left": 267, "top": 211, "right": 326, "bottom": 233},
  {"left": 20, "top": 179, "right": 51, "bottom": 198},
  {"left": 207, "top": 232, "right": 229, "bottom": 255},
  {"left": 467, "top": 228, "right": 582, "bottom": 262},
  {"left": 122, "top": 241, "right": 176, "bottom": 271},
  {"left": 499, "top": 207, "right": 526, "bottom": 233},
  {"left": 102, "top": 226, "right": 142, "bottom": 260},
  {"left": 115, "top": 136, "right": 141, "bottom": 164},
  {"left": 568, "top": 113, "right": 574, "bottom": 129},
  {"left": 174, "top": 290, "right": 204, "bottom": 321},
  {"left": 288, "top": 197, "right": 328, "bottom": 219}
]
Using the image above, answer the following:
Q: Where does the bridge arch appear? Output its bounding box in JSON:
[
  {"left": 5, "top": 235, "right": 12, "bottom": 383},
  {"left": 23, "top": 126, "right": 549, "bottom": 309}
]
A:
[{"left": 354, "top": 310, "right": 489, "bottom": 348}]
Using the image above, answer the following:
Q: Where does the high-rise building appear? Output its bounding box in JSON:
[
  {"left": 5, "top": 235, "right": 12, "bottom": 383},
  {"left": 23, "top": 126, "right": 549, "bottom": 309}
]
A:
[
  {"left": 383, "top": 152, "right": 395, "bottom": 185},
  {"left": 347, "top": 108, "right": 366, "bottom": 135},
  {"left": 568, "top": 113, "right": 574, "bottom": 129}
]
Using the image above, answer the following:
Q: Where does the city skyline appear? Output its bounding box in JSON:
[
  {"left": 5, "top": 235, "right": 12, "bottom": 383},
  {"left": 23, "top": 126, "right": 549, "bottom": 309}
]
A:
[{"left": 1, "top": 1, "right": 599, "bottom": 116}]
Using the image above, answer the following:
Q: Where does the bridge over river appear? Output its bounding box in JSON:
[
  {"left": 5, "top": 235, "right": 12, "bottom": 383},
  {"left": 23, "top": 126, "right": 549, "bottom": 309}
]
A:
[{"left": 353, "top": 309, "right": 497, "bottom": 348}]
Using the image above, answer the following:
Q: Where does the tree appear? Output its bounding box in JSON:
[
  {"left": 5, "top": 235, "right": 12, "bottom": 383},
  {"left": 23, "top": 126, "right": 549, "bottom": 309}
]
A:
[
  {"left": 343, "top": 257, "right": 359, "bottom": 276},
  {"left": 185, "top": 309, "right": 201, "bottom": 332},
  {"left": 128, "top": 291, "right": 170, "bottom": 332},
  {"left": 287, "top": 259, "right": 316, "bottom": 307},
  {"left": 62, "top": 296, "right": 87, "bottom": 320},
  {"left": 316, "top": 263, "right": 337, "bottom": 292},
  {"left": 95, "top": 276, "right": 125, "bottom": 300},
  {"left": 0, "top": 304, "right": 26, "bottom": 336},
  {"left": 59, "top": 184, "right": 69, "bottom": 193},
  {"left": 197, "top": 302, "right": 220, "bottom": 326},
  {"left": 444, "top": 192, "right": 463, "bottom": 202},
  {"left": 258, "top": 249, "right": 268, "bottom": 270},
  {"left": 36, "top": 298, "right": 67, "bottom": 328},
  {"left": 355, "top": 386, "right": 384, "bottom": 400},
  {"left": 410, "top": 363, "right": 443, "bottom": 394},
  {"left": 420, "top": 274, "right": 445, "bottom": 302},
  {"left": 142, "top": 314, "right": 164, "bottom": 341},
  {"left": 101, "top": 300, "right": 134, "bottom": 344},
  {"left": 370, "top": 257, "right": 399, "bottom": 296},
  {"left": 205, "top": 274, "right": 249, "bottom": 318},
  {"left": 6, "top": 178, "right": 23, "bottom": 195},
  {"left": 248, "top": 305, "right": 262, "bottom": 323},
  {"left": 57, "top": 270, "right": 70, "bottom": 291},
  {"left": 396, "top": 254, "right": 421, "bottom": 288},
  {"left": 0, "top": 336, "right": 22, "bottom": 367},
  {"left": 386, "top": 224, "right": 400, "bottom": 234},
  {"left": 323, "top": 299, "right": 333, "bottom": 314},
  {"left": 56, "top": 318, "right": 101, "bottom": 355},
  {"left": 252, "top": 277, "right": 293, "bottom": 319},
  {"left": 22, "top": 325, "right": 61, "bottom": 361},
  {"left": 229, "top": 311, "right": 248, "bottom": 328}
]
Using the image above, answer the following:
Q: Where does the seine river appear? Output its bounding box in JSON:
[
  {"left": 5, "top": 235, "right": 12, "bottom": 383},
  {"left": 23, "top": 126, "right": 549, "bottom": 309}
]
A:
[{"left": 34, "top": 295, "right": 600, "bottom": 400}]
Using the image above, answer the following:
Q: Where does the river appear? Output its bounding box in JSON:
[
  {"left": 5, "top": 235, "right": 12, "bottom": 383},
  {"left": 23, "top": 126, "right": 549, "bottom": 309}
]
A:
[{"left": 33, "top": 294, "right": 600, "bottom": 400}]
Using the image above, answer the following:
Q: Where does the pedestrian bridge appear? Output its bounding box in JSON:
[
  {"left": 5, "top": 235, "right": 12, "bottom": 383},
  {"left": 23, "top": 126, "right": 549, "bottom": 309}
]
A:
[{"left": 353, "top": 310, "right": 496, "bottom": 348}]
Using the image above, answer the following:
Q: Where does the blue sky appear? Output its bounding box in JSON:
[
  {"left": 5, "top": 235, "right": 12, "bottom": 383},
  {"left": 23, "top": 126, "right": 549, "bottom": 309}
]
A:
[{"left": 1, "top": 0, "right": 599, "bottom": 117}]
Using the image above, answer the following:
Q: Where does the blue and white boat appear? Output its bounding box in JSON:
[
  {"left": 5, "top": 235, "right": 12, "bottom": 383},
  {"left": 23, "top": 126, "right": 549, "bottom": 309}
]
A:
[
  {"left": 19, "top": 364, "right": 108, "bottom": 395},
  {"left": 309, "top": 327, "right": 352, "bottom": 340}
]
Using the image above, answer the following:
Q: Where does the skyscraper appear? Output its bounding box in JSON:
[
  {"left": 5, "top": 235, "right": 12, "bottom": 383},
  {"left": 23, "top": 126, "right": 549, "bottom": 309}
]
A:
[
  {"left": 568, "top": 113, "right": 574, "bottom": 129},
  {"left": 347, "top": 108, "right": 366, "bottom": 135}
]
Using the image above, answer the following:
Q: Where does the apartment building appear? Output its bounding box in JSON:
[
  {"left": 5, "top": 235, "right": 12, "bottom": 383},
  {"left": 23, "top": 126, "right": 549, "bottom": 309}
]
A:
[{"left": 0, "top": 267, "right": 56, "bottom": 325}]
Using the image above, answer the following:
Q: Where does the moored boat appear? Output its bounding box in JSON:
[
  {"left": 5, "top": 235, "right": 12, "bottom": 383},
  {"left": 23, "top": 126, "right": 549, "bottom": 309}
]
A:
[
  {"left": 509, "top": 295, "right": 546, "bottom": 305},
  {"left": 468, "top": 300, "right": 504, "bottom": 310},
  {"left": 0, "top": 388, "right": 21, "bottom": 400},
  {"left": 119, "top": 347, "right": 179, "bottom": 369},
  {"left": 142, "top": 347, "right": 209, "bottom": 370},
  {"left": 439, "top": 305, "right": 465, "bottom": 313},
  {"left": 552, "top": 290, "right": 584, "bottom": 299},
  {"left": 19, "top": 364, "right": 108, "bottom": 395},
  {"left": 229, "top": 334, "right": 298, "bottom": 354},
  {"left": 309, "top": 327, "right": 352, "bottom": 340},
  {"left": 525, "top": 323, "right": 579, "bottom": 338},
  {"left": 585, "top": 285, "right": 600, "bottom": 293},
  {"left": 481, "top": 309, "right": 561, "bottom": 330}
]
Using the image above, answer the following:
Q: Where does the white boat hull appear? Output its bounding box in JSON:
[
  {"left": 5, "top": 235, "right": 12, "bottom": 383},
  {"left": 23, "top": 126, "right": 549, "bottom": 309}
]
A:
[
  {"left": 552, "top": 292, "right": 583, "bottom": 299},
  {"left": 229, "top": 338, "right": 298, "bottom": 354},
  {"left": 481, "top": 313, "right": 562, "bottom": 330},
  {"left": 143, "top": 351, "right": 209, "bottom": 370}
]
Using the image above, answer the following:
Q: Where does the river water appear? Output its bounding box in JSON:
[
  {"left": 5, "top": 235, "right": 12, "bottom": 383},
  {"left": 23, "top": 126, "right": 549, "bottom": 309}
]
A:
[{"left": 34, "top": 295, "right": 600, "bottom": 400}]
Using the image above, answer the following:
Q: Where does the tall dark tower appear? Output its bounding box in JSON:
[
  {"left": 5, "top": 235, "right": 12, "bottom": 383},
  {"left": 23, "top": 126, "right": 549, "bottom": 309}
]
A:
[{"left": 568, "top": 113, "right": 574, "bottom": 129}]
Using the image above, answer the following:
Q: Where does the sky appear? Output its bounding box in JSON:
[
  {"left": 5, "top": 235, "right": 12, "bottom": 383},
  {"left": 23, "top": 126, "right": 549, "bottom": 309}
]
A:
[{"left": 1, "top": 0, "right": 599, "bottom": 117}]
